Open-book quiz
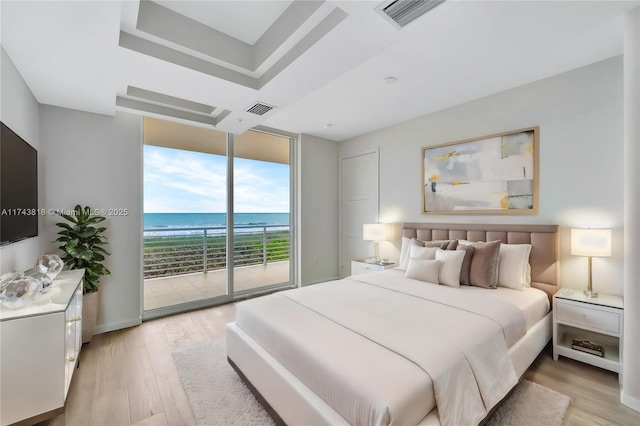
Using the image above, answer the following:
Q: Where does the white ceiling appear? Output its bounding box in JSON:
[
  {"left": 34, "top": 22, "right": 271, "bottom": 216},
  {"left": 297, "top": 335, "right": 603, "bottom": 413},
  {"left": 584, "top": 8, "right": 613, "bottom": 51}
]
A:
[
  {"left": 1, "top": 0, "right": 637, "bottom": 142},
  {"left": 155, "top": 1, "right": 294, "bottom": 45}
]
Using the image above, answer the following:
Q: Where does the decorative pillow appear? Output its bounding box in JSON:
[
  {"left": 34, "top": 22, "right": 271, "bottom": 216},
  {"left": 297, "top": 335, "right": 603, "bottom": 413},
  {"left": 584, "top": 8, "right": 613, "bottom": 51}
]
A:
[
  {"left": 435, "top": 249, "right": 465, "bottom": 287},
  {"left": 414, "top": 239, "right": 458, "bottom": 250},
  {"left": 409, "top": 244, "right": 439, "bottom": 261},
  {"left": 456, "top": 245, "right": 476, "bottom": 285},
  {"left": 498, "top": 243, "right": 532, "bottom": 290},
  {"left": 400, "top": 240, "right": 437, "bottom": 270},
  {"left": 444, "top": 240, "right": 459, "bottom": 250},
  {"left": 411, "top": 237, "right": 426, "bottom": 247},
  {"left": 398, "top": 236, "right": 412, "bottom": 271},
  {"left": 469, "top": 240, "right": 501, "bottom": 289},
  {"left": 405, "top": 258, "right": 441, "bottom": 283}
]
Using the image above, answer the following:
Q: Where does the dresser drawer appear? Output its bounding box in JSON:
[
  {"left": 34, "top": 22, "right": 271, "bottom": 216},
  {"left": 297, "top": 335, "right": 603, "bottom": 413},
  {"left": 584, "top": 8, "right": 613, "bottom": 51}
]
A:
[
  {"left": 351, "top": 261, "right": 380, "bottom": 275},
  {"left": 556, "top": 302, "right": 620, "bottom": 333}
]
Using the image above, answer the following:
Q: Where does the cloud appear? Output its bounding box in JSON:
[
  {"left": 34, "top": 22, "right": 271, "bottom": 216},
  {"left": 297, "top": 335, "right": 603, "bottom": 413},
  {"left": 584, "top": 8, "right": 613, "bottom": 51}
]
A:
[{"left": 144, "top": 146, "right": 289, "bottom": 213}]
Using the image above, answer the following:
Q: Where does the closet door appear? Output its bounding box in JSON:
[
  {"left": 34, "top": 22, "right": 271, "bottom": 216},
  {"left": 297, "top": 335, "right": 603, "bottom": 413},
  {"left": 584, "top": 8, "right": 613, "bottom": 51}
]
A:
[{"left": 340, "top": 149, "right": 379, "bottom": 278}]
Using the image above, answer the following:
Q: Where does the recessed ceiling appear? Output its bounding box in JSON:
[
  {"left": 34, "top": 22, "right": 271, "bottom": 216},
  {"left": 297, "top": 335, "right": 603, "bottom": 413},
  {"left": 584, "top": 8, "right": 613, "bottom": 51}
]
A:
[
  {"left": 155, "top": 0, "right": 294, "bottom": 45},
  {"left": 1, "top": 1, "right": 637, "bottom": 141}
]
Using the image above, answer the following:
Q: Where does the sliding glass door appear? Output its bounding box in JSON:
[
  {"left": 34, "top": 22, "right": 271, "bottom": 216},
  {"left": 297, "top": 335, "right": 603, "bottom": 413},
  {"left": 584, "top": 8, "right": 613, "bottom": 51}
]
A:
[
  {"left": 232, "top": 131, "right": 291, "bottom": 295},
  {"left": 142, "top": 118, "right": 294, "bottom": 319}
]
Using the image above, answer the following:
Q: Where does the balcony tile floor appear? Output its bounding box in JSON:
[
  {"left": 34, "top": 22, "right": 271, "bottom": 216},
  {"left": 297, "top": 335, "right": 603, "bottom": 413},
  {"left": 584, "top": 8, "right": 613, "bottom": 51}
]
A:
[{"left": 143, "top": 261, "right": 290, "bottom": 311}]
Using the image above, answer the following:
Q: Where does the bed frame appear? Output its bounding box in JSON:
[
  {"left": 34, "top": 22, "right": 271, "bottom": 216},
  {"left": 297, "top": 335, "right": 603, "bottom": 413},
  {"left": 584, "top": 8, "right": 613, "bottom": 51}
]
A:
[{"left": 227, "top": 223, "right": 559, "bottom": 425}]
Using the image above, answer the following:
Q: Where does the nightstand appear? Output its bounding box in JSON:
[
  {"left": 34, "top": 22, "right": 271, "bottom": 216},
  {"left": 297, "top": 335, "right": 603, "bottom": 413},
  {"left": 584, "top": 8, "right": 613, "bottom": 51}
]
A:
[
  {"left": 350, "top": 258, "right": 397, "bottom": 275},
  {"left": 553, "top": 289, "right": 623, "bottom": 381}
]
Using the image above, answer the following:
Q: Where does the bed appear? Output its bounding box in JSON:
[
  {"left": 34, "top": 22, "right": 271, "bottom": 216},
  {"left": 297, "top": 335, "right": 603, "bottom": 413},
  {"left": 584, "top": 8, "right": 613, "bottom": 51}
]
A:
[{"left": 226, "top": 223, "right": 558, "bottom": 426}]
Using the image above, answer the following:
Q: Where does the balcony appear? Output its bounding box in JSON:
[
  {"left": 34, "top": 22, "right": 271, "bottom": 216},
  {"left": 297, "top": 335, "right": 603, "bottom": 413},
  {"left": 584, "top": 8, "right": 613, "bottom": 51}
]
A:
[{"left": 143, "top": 225, "right": 290, "bottom": 310}]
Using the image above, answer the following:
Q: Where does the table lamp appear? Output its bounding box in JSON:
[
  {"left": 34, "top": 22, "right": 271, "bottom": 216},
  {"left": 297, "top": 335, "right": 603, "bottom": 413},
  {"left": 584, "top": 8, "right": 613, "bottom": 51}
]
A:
[
  {"left": 571, "top": 228, "right": 611, "bottom": 298},
  {"left": 363, "top": 223, "right": 393, "bottom": 262}
]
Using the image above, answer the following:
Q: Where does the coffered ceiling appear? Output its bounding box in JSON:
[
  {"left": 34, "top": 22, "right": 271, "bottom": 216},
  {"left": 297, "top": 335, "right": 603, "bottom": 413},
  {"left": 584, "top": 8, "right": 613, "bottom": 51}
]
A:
[{"left": 1, "top": 1, "right": 637, "bottom": 141}]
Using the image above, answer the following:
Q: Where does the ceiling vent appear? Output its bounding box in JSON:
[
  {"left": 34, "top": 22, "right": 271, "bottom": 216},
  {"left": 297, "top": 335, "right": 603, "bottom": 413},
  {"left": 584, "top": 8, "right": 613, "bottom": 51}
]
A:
[
  {"left": 245, "top": 102, "right": 276, "bottom": 116},
  {"left": 376, "top": 0, "right": 446, "bottom": 28}
]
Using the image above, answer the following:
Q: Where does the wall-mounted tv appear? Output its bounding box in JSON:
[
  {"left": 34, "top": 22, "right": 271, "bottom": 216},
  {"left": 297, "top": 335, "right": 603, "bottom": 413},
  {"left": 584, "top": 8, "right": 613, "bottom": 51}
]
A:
[{"left": 1, "top": 122, "right": 38, "bottom": 246}]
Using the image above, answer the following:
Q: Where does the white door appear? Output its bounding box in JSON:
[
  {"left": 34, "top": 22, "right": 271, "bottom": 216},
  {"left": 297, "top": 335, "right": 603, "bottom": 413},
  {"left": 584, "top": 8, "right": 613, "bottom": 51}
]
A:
[{"left": 340, "top": 150, "right": 379, "bottom": 278}]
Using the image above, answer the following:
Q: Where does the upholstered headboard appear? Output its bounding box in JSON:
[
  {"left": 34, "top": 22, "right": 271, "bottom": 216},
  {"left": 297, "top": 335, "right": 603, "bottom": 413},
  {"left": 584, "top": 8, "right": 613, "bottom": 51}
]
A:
[{"left": 402, "top": 223, "right": 559, "bottom": 298}]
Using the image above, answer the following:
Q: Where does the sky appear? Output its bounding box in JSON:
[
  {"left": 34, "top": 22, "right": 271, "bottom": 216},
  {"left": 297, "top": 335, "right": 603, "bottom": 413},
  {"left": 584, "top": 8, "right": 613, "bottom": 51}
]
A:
[{"left": 144, "top": 145, "right": 289, "bottom": 213}]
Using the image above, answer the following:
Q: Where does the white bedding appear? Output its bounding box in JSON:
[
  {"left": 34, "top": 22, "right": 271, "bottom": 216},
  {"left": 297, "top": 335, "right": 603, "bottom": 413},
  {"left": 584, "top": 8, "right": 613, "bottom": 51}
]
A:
[
  {"left": 348, "top": 270, "right": 549, "bottom": 340},
  {"left": 233, "top": 270, "right": 550, "bottom": 426},
  {"left": 389, "top": 268, "right": 550, "bottom": 331},
  {"left": 455, "top": 283, "right": 550, "bottom": 330}
]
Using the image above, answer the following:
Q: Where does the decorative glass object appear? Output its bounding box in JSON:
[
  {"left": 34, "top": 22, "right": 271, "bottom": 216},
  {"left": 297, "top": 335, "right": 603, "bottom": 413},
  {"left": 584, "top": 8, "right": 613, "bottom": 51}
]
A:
[
  {"left": 35, "top": 254, "right": 64, "bottom": 280},
  {"left": 0, "top": 276, "right": 39, "bottom": 309},
  {"left": 24, "top": 268, "right": 54, "bottom": 294},
  {"left": 0, "top": 271, "right": 22, "bottom": 294}
]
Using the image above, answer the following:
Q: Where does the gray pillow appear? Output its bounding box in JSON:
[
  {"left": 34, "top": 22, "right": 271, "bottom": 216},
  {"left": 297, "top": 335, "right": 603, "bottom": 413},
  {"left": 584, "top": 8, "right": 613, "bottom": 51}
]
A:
[
  {"left": 415, "top": 239, "right": 458, "bottom": 250},
  {"left": 456, "top": 245, "right": 476, "bottom": 285},
  {"left": 468, "top": 240, "right": 501, "bottom": 288}
]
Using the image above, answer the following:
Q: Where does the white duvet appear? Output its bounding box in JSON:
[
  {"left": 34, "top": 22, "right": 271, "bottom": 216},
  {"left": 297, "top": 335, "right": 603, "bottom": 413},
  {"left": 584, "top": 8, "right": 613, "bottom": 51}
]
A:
[{"left": 234, "top": 270, "right": 543, "bottom": 426}]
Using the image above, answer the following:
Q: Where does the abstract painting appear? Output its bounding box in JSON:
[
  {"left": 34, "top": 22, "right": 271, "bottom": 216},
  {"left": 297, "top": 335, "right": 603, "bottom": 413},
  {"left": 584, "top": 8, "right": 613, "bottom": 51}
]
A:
[{"left": 422, "top": 127, "right": 539, "bottom": 214}]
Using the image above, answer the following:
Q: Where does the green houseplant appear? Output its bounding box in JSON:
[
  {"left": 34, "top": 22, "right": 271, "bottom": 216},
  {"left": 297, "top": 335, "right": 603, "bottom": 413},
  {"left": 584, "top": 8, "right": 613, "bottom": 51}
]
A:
[{"left": 55, "top": 205, "right": 111, "bottom": 342}]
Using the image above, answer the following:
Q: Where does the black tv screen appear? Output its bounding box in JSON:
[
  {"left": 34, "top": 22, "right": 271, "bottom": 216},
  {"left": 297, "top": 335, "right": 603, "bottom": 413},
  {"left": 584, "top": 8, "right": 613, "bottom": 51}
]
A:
[{"left": 1, "top": 122, "right": 38, "bottom": 245}]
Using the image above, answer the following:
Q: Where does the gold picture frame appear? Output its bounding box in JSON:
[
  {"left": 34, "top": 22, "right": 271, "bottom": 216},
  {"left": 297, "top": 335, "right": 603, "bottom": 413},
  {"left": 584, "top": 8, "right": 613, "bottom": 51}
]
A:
[{"left": 422, "top": 126, "right": 539, "bottom": 214}]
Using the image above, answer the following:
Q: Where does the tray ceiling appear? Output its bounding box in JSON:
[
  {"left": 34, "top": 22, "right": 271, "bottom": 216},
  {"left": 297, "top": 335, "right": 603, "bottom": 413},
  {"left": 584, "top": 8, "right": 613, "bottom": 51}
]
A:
[{"left": 1, "top": 1, "right": 637, "bottom": 141}]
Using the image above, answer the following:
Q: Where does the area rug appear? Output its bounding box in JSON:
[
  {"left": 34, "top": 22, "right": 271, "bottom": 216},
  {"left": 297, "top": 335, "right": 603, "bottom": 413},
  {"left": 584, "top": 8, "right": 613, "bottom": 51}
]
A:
[
  {"left": 485, "top": 379, "right": 571, "bottom": 426},
  {"left": 173, "top": 340, "right": 571, "bottom": 426}
]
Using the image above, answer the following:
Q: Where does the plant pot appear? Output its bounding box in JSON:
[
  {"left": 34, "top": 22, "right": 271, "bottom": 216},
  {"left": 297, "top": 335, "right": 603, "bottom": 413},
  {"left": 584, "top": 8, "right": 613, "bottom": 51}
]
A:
[{"left": 82, "top": 290, "right": 100, "bottom": 343}]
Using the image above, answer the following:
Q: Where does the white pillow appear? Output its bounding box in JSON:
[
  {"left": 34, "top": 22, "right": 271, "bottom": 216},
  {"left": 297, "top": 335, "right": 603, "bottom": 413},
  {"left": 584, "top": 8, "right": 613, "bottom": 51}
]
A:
[
  {"left": 435, "top": 249, "right": 465, "bottom": 287},
  {"left": 398, "top": 236, "right": 412, "bottom": 271},
  {"left": 409, "top": 243, "right": 438, "bottom": 261},
  {"left": 498, "top": 243, "right": 532, "bottom": 290},
  {"left": 405, "top": 258, "right": 441, "bottom": 283}
]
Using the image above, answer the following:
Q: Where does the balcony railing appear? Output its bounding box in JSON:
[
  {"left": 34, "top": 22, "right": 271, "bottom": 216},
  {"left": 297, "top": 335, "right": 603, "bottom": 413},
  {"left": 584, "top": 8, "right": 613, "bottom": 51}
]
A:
[{"left": 143, "top": 225, "right": 290, "bottom": 279}]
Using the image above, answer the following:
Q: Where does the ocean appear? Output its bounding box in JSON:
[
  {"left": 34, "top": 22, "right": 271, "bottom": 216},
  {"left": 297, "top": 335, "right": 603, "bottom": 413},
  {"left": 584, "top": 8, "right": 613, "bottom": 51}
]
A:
[{"left": 144, "top": 212, "right": 289, "bottom": 230}]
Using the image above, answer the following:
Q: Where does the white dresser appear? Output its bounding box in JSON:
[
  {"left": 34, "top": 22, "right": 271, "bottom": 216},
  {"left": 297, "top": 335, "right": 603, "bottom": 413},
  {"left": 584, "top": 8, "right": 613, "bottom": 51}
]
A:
[{"left": 0, "top": 269, "right": 84, "bottom": 426}]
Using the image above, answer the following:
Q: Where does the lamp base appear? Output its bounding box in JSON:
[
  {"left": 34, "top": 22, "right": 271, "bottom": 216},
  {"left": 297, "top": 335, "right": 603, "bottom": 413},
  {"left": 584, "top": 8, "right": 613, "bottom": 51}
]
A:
[{"left": 583, "top": 290, "right": 598, "bottom": 298}]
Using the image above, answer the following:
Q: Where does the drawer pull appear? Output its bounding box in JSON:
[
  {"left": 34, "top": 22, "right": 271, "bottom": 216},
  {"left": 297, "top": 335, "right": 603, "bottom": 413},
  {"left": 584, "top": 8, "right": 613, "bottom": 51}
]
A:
[{"left": 67, "top": 356, "right": 75, "bottom": 362}]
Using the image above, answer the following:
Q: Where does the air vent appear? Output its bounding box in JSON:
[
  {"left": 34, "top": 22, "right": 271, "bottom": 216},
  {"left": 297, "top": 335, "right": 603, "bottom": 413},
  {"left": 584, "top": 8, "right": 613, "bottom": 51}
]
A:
[
  {"left": 245, "top": 102, "right": 276, "bottom": 116},
  {"left": 376, "top": 0, "right": 446, "bottom": 28}
]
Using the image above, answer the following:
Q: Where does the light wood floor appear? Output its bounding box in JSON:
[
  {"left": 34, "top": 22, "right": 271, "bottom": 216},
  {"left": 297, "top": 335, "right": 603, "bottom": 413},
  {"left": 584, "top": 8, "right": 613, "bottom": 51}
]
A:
[{"left": 43, "top": 302, "right": 640, "bottom": 426}]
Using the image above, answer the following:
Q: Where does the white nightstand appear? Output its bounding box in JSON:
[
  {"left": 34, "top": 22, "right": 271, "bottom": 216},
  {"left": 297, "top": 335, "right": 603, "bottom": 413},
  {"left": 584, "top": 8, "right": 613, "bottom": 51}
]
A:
[
  {"left": 351, "top": 258, "right": 397, "bottom": 275},
  {"left": 553, "top": 289, "right": 623, "bottom": 381}
]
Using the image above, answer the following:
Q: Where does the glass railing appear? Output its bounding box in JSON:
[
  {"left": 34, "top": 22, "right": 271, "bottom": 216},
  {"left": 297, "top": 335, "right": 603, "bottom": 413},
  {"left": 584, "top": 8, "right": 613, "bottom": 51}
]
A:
[{"left": 143, "top": 225, "right": 290, "bottom": 279}]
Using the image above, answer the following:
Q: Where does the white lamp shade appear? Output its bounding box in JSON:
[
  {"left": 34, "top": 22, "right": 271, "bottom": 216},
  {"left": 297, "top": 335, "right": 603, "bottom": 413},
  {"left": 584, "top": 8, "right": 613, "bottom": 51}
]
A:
[
  {"left": 571, "top": 228, "right": 611, "bottom": 257},
  {"left": 363, "top": 224, "right": 393, "bottom": 241}
]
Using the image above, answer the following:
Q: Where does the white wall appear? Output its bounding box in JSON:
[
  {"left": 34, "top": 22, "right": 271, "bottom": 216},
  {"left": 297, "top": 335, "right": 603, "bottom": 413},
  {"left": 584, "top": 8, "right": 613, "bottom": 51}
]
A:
[
  {"left": 340, "top": 56, "right": 624, "bottom": 297},
  {"left": 0, "top": 47, "right": 42, "bottom": 273},
  {"left": 622, "top": 6, "right": 640, "bottom": 412},
  {"left": 298, "top": 134, "right": 339, "bottom": 285},
  {"left": 39, "top": 106, "right": 143, "bottom": 334}
]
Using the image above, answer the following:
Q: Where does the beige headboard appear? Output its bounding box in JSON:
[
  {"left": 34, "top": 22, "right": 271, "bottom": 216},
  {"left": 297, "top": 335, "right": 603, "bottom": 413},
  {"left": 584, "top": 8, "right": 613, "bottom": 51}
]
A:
[{"left": 402, "top": 223, "right": 559, "bottom": 298}]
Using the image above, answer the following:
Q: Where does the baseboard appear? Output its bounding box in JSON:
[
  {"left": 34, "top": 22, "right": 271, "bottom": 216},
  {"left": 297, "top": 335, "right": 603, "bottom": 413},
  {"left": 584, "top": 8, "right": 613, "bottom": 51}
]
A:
[
  {"left": 621, "top": 389, "right": 640, "bottom": 412},
  {"left": 93, "top": 317, "right": 142, "bottom": 335}
]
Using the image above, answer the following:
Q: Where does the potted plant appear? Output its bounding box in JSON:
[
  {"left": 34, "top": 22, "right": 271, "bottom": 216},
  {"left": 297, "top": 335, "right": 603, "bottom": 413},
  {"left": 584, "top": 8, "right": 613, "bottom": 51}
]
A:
[{"left": 55, "top": 205, "right": 111, "bottom": 343}]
